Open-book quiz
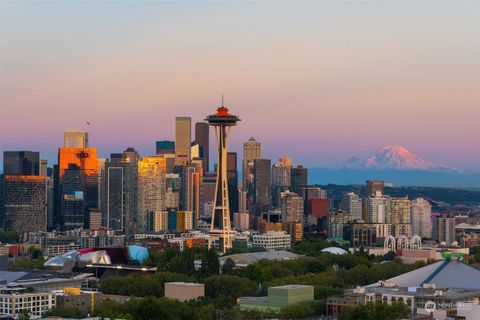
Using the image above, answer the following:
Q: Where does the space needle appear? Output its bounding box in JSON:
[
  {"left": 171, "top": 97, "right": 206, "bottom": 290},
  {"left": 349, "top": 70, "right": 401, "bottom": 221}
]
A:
[{"left": 206, "top": 98, "right": 241, "bottom": 253}]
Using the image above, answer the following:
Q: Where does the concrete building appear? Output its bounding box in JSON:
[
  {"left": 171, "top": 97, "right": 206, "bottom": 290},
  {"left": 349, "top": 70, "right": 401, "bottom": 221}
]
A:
[
  {"left": 1, "top": 175, "right": 47, "bottom": 233},
  {"left": 175, "top": 117, "right": 192, "bottom": 166},
  {"left": 433, "top": 217, "right": 456, "bottom": 245},
  {"left": 64, "top": 129, "right": 88, "bottom": 148},
  {"left": 0, "top": 288, "right": 56, "bottom": 318},
  {"left": 252, "top": 231, "right": 291, "bottom": 251},
  {"left": 411, "top": 198, "right": 432, "bottom": 238},
  {"left": 340, "top": 192, "right": 363, "bottom": 221},
  {"left": 195, "top": 122, "right": 209, "bottom": 172},
  {"left": 365, "top": 192, "right": 391, "bottom": 224},
  {"left": 234, "top": 212, "right": 250, "bottom": 230},
  {"left": 280, "top": 191, "right": 304, "bottom": 225},
  {"left": 239, "top": 285, "right": 314, "bottom": 312},
  {"left": 391, "top": 197, "right": 411, "bottom": 224},
  {"left": 164, "top": 282, "right": 205, "bottom": 302}
]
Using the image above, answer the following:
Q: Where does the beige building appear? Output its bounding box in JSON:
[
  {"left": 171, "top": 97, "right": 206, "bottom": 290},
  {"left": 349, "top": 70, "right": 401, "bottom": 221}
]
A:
[
  {"left": 391, "top": 198, "right": 411, "bottom": 224},
  {"left": 411, "top": 198, "right": 432, "bottom": 238},
  {"left": 175, "top": 117, "right": 191, "bottom": 165},
  {"left": 165, "top": 282, "right": 204, "bottom": 301},
  {"left": 64, "top": 129, "right": 88, "bottom": 148}
]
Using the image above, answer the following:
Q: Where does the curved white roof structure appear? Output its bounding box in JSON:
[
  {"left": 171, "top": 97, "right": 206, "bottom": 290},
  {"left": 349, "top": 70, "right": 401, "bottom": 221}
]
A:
[{"left": 321, "top": 247, "right": 348, "bottom": 255}]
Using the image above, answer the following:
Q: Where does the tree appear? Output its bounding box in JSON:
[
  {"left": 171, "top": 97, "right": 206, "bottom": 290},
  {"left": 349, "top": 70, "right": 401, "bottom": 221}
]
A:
[
  {"left": 18, "top": 310, "right": 30, "bottom": 320},
  {"left": 339, "top": 302, "right": 409, "bottom": 320},
  {"left": 222, "top": 258, "right": 235, "bottom": 274},
  {"left": 204, "top": 275, "right": 257, "bottom": 308},
  {"left": 280, "top": 301, "right": 315, "bottom": 319}
]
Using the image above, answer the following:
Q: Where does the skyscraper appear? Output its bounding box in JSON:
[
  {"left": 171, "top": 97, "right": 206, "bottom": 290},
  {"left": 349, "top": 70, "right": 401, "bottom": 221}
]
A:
[
  {"left": 56, "top": 147, "right": 99, "bottom": 229},
  {"left": 195, "top": 122, "right": 209, "bottom": 172},
  {"left": 206, "top": 103, "right": 240, "bottom": 253},
  {"left": 137, "top": 156, "right": 166, "bottom": 232},
  {"left": 175, "top": 117, "right": 191, "bottom": 166},
  {"left": 1, "top": 175, "right": 47, "bottom": 233},
  {"left": 281, "top": 191, "right": 304, "bottom": 224},
  {"left": 411, "top": 198, "right": 432, "bottom": 238},
  {"left": 243, "top": 137, "right": 261, "bottom": 161},
  {"left": 227, "top": 152, "right": 239, "bottom": 215},
  {"left": 3, "top": 151, "right": 40, "bottom": 176},
  {"left": 272, "top": 155, "right": 292, "bottom": 207},
  {"left": 156, "top": 140, "right": 175, "bottom": 155},
  {"left": 291, "top": 165, "right": 308, "bottom": 196},
  {"left": 106, "top": 148, "right": 139, "bottom": 235},
  {"left": 253, "top": 158, "right": 272, "bottom": 214},
  {"left": 366, "top": 180, "right": 384, "bottom": 197},
  {"left": 176, "top": 161, "right": 203, "bottom": 228},
  {"left": 64, "top": 129, "right": 88, "bottom": 148}
]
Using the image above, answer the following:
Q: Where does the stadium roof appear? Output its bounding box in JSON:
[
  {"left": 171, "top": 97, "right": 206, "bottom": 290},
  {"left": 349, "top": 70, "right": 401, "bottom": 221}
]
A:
[{"left": 367, "top": 260, "right": 480, "bottom": 289}]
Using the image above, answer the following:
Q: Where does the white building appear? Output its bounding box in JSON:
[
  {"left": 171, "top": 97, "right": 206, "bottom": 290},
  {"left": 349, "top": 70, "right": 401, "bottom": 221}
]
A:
[
  {"left": 410, "top": 198, "right": 432, "bottom": 238},
  {"left": 340, "top": 192, "right": 363, "bottom": 221},
  {"left": 0, "top": 289, "right": 56, "bottom": 318},
  {"left": 252, "top": 231, "right": 291, "bottom": 251},
  {"left": 366, "top": 192, "right": 391, "bottom": 223}
]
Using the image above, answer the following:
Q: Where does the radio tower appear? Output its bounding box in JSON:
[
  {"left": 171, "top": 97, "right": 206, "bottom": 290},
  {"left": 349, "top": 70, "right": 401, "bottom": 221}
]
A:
[{"left": 206, "top": 97, "right": 241, "bottom": 253}]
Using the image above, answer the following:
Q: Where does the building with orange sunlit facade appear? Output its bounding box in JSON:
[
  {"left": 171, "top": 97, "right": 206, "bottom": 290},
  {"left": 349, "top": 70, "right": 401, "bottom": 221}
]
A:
[{"left": 56, "top": 148, "right": 99, "bottom": 230}]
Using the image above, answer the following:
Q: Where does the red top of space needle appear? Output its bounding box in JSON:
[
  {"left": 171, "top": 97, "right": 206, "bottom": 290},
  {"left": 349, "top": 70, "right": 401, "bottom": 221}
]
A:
[{"left": 205, "top": 96, "right": 241, "bottom": 126}]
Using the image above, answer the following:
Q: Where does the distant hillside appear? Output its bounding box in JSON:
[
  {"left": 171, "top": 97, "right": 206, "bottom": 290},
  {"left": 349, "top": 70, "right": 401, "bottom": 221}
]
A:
[
  {"left": 315, "top": 184, "right": 480, "bottom": 207},
  {"left": 308, "top": 167, "right": 480, "bottom": 188}
]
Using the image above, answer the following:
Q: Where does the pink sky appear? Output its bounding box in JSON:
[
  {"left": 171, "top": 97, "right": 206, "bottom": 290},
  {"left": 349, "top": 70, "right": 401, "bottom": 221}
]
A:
[{"left": 1, "top": 2, "right": 479, "bottom": 170}]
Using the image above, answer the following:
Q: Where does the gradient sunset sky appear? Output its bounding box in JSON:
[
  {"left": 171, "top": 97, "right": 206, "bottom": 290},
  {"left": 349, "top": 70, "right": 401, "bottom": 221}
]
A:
[{"left": 1, "top": 1, "right": 479, "bottom": 170}]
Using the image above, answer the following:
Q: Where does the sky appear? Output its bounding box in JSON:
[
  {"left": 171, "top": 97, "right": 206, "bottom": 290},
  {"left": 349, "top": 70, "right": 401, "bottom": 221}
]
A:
[{"left": 1, "top": 1, "right": 479, "bottom": 171}]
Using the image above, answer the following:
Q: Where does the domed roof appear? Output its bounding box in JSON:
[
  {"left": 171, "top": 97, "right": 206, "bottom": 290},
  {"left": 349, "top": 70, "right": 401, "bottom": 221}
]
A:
[{"left": 321, "top": 247, "right": 348, "bottom": 255}]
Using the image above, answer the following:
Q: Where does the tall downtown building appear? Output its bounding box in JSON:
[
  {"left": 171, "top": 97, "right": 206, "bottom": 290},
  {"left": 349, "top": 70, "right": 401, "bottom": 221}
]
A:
[
  {"left": 195, "top": 122, "right": 209, "bottom": 172},
  {"left": 272, "top": 155, "right": 292, "bottom": 207},
  {"left": 1, "top": 152, "right": 47, "bottom": 233},
  {"left": 137, "top": 156, "right": 167, "bottom": 233},
  {"left": 175, "top": 117, "right": 191, "bottom": 166},
  {"left": 253, "top": 158, "right": 272, "bottom": 214},
  {"left": 291, "top": 165, "right": 308, "bottom": 196},
  {"left": 64, "top": 129, "right": 88, "bottom": 148},
  {"left": 242, "top": 137, "right": 261, "bottom": 212},
  {"left": 3, "top": 151, "right": 40, "bottom": 176},
  {"left": 227, "top": 152, "right": 239, "bottom": 216},
  {"left": 105, "top": 148, "right": 139, "bottom": 235},
  {"left": 340, "top": 192, "right": 363, "bottom": 221}
]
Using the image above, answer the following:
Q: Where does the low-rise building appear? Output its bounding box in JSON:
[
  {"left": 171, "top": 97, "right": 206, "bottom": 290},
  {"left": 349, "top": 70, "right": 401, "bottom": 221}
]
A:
[
  {"left": 252, "top": 231, "right": 291, "bottom": 251},
  {"left": 0, "top": 288, "right": 56, "bottom": 318},
  {"left": 239, "top": 285, "right": 314, "bottom": 312}
]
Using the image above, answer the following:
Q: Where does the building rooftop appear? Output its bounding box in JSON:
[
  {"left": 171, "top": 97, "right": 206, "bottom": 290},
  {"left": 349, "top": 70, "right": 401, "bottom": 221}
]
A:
[{"left": 366, "top": 260, "right": 480, "bottom": 289}]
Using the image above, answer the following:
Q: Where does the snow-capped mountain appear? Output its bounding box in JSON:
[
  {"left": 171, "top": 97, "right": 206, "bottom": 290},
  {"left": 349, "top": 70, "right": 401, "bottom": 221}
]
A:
[{"left": 348, "top": 145, "right": 455, "bottom": 171}]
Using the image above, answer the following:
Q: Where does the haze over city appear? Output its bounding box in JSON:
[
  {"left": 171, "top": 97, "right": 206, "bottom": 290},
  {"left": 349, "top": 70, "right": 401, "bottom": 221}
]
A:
[{"left": 1, "top": 1, "right": 479, "bottom": 171}]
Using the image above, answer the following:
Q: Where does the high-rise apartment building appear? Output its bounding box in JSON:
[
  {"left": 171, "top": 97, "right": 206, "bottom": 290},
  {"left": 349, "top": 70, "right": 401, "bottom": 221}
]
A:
[
  {"left": 106, "top": 148, "right": 139, "bottom": 235},
  {"left": 272, "top": 155, "right": 292, "bottom": 207},
  {"left": 410, "top": 198, "right": 432, "bottom": 238},
  {"left": 365, "top": 192, "right": 391, "bottom": 224},
  {"left": 433, "top": 217, "right": 456, "bottom": 245},
  {"left": 280, "top": 191, "right": 304, "bottom": 225},
  {"left": 175, "top": 117, "right": 191, "bottom": 166},
  {"left": 340, "top": 192, "right": 363, "bottom": 221},
  {"left": 253, "top": 158, "right": 272, "bottom": 214},
  {"left": 3, "top": 151, "right": 40, "bottom": 176},
  {"left": 64, "top": 129, "right": 88, "bottom": 148},
  {"left": 40, "top": 160, "right": 48, "bottom": 177},
  {"left": 366, "top": 180, "right": 384, "bottom": 197},
  {"left": 195, "top": 122, "right": 209, "bottom": 172},
  {"left": 242, "top": 137, "right": 261, "bottom": 192},
  {"left": 137, "top": 156, "right": 166, "bottom": 232},
  {"left": 291, "top": 165, "right": 308, "bottom": 196},
  {"left": 391, "top": 197, "right": 411, "bottom": 224},
  {"left": 1, "top": 175, "right": 47, "bottom": 233}
]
